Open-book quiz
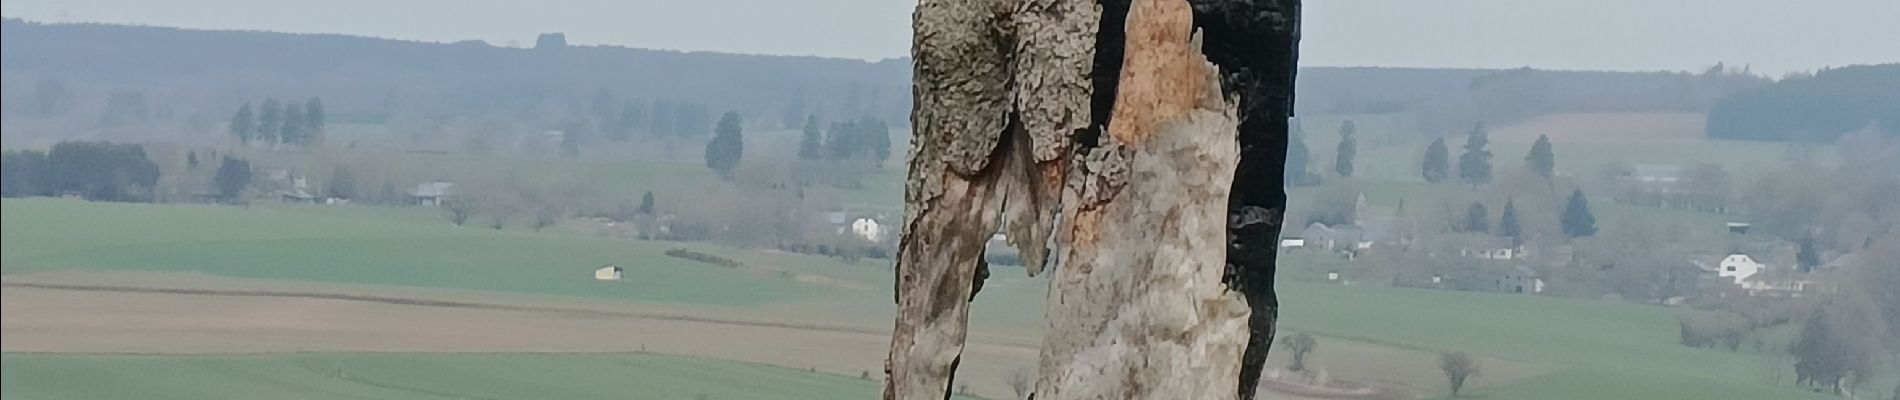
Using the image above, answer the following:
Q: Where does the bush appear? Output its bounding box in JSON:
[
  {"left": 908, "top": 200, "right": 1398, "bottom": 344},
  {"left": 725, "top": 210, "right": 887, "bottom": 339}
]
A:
[{"left": 1677, "top": 310, "right": 1751, "bottom": 350}]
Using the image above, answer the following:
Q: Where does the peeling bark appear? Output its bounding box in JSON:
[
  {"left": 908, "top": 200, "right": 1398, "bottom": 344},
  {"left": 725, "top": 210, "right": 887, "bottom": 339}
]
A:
[
  {"left": 1034, "top": 0, "right": 1252, "bottom": 398},
  {"left": 886, "top": 1, "right": 1015, "bottom": 397},
  {"left": 888, "top": 0, "right": 1296, "bottom": 398}
]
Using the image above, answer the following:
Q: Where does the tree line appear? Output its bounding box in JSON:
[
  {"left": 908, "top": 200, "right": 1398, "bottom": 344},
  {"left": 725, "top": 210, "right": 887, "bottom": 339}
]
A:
[
  {"left": 799, "top": 115, "right": 893, "bottom": 165},
  {"left": 2, "top": 141, "right": 160, "bottom": 202},
  {"left": 587, "top": 89, "right": 718, "bottom": 141},
  {"left": 230, "top": 97, "right": 326, "bottom": 148},
  {"left": 1707, "top": 64, "right": 1899, "bottom": 142}
]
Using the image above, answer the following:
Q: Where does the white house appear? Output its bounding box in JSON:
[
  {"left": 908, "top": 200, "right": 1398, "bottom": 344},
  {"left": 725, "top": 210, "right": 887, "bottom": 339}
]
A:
[
  {"left": 851, "top": 218, "right": 886, "bottom": 242},
  {"left": 1717, "top": 253, "right": 1764, "bottom": 284},
  {"left": 594, "top": 265, "right": 624, "bottom": 281},
  {"left": 1279, "top": 237, "right": 1306, "bottom": 249}
]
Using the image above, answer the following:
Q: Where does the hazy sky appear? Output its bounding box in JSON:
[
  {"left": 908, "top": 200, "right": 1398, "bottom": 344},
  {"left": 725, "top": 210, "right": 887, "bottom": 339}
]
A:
[{"left": 4, "top": 0, "right": 1895, "bottom": 75}]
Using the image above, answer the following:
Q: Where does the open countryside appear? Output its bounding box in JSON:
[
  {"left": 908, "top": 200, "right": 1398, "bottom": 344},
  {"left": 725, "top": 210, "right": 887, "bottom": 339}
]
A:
[{"left": 5, "top": 6, "right": 1900, "bottom": 400}]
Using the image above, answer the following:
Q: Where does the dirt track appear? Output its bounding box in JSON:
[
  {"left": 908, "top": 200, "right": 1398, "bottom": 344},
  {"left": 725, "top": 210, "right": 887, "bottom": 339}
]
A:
[{"left": 0, "top": 274, "right": 1040, "bottom": 398}]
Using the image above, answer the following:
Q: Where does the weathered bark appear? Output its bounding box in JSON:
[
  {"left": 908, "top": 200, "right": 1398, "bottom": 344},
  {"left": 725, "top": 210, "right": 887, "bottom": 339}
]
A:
[
  {"left": 1186, "top": 0, "right": 1302, "bottom": 397},
  {"left": 1034, "top": 0, "right": 1251, "bottom": 398},
  {"left": 888, "top": 0, "right": 1296, "bottom": 398},
  {"left": 885, "top": 1, "right": 1015, "bottom": 398}
]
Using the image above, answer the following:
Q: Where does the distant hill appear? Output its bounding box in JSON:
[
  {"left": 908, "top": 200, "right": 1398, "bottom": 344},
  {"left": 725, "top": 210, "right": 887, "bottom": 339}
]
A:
[
  {"left": 1298, "top": 66, "right": 1769, "bottom": 135},
  {"left": 1707, "top": 64, "right": 1900, "bottom": 142},
  {"left": 0, "top": 18, "right": 913, "bottom": 130},
  {"left": 3, "top": 19, "right": 1778, "bottom": 141}
]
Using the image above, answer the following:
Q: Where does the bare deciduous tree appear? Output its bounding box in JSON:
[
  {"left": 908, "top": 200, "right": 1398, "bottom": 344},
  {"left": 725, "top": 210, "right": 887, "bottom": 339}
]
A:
[
  {"left": 1007, "top": 368, "right": 1033, "bottom": 399},
  {"left": 533, "top": 206, "right": 562, "bottom": 232},
  {"left": 442, "top": 199, "right": 476, "bottom": 226},
  {"left": 1280, "top": 333, "right": 1318, "bottom": 372},
  {"left": 1439, "top": 351, "right": 1480, "bottom": 397}
]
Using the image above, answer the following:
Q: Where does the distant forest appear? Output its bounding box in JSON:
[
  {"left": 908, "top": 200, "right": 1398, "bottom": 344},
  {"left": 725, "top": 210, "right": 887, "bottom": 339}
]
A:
[
  {"left": 2, "top": 18, "right": 1881, "bottom": 144},
  {"left": 0, "top": 18, "right": 912, "bottom": 134},
  {"left": 1706, "top": 64, "right": 1900, "bottom": 142}
]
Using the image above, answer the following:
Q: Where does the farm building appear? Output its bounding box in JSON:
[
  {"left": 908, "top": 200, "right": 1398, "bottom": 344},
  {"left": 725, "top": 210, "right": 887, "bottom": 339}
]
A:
[
  {"left": 1739, "top": 270, "right": 1813, "bottom": 298},
  {"left": 594, "top": 265, "right": 623, "bottom": 281},
  {"left": 1302, "top": 223, "right": 1363, "bottom": 252},
  {"left": 1461, "top": 245, "right": 1524, "bottom": 260},
  {"left": 1498, "top": 266, "right": 1545, "bottom": 294},
  {"left": 411, "top": 181, "right": 454, "bottom": 206}
]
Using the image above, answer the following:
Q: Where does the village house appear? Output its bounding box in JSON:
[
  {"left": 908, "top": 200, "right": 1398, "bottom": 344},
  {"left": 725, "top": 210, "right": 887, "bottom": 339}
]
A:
[
  {"left": 1497, "top": 265, "right": 1545, "bottom": 294},
  {"left": 1626, "top": 164, "right": 1686, "bottom": 191},
  {"left": 1694, "top": 251, "right": 1826, "bottom": 298},
  {"left": 1714, "top": 253, "right": 1764, "bottom": 284},
  {"left": 851, "top": 218, "right": 886, "bottom": 242}
]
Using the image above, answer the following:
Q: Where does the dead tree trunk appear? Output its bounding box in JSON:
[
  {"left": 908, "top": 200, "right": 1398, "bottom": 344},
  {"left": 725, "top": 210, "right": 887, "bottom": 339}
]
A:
[{"left": 887, "top": 0, "right": 1297, "bottom": 398}]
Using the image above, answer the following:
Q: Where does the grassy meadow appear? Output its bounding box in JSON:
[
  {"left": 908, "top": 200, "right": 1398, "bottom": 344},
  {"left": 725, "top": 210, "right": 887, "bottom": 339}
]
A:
[
  {"left": 0, "top": 198, "right": 1843, "bottom": 399},
  {"left": 0, "top": 352, "right": 963, "bottom": 400}
]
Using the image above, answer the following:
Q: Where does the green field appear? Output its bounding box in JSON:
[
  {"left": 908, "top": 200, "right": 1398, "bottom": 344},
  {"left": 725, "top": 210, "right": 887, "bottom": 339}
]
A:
[
  {"left": 0, "top": 199, "right": 836, "bottom": 307},
  {"left": 0, "top": 198, "right": 1850, "bottom": 399},
  {"left": 0, "top": 352, "right": 927, "bottom": 400}
]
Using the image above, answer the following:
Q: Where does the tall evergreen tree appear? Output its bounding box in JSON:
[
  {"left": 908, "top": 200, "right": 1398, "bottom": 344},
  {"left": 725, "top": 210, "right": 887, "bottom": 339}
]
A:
[
  {"left": 1561, "top": 189, "right": 1599, "bottom": 238},
  {"left": 1286, "top": 122, "right": 1315, "bottom": 186},
  {"left": 1500, "top": 200, "right": 1523, "bottom": 247},
  {"left": 798, "top": 115, "right": 824, "bottom": 160},
  {"left": 1334, "top": 120, "right": 1357, "bottom": 178},
  {"left": 1527, "top": 134, "right": 1555, "bottom": 180},
  {"left": 280, "top": 99, "right": 306, "bottom": 146},
  {"left": 1423, "top": 137, "right": 1450, "bottom": 183},
  {"left": 864, "top": 117, "right": 892, "bottom": 166},
  {"left": 1458, "top": 123, "right": 1494, "bottom": 187},
  {"left": 256, "top": 98, "right": 283, "bottom": 145},
  {"left": 304, "top": 97, "right": 326, "bottom": 146},
  {"left": 1462, "top": 202, "right": 1490, "bottom": 233},
  {"left": 826, "top": 120, "right": 859, "bottom": 161},
  {"left": 1797, "top": 235, "right": 1821, "bottom": 273},
  {"left": 648, "top": 100, "right": 675, "bottom": 136},
  {"left": 705, "top": 112, "right": 745, "bottom": 179},
  {"left": 229, "top": 102, "right": 256, "bottom": 145}
]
